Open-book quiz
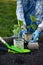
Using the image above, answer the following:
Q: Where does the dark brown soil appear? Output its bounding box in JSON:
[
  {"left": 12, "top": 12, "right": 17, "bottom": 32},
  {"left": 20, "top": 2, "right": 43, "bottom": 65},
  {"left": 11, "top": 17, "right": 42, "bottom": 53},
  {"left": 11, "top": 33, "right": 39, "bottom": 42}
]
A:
[{"left": 0, "top": 36, "right": 43, "bottom": 65}]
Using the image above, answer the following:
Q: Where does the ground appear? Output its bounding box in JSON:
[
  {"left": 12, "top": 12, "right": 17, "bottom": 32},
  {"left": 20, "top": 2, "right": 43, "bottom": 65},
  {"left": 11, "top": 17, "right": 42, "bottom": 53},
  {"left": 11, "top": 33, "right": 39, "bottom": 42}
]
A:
[
  {"left": 0, "top": 35, "right": 43, "bottom": 65},
  {"left": 0, "top": 48, "right": 43, "bottom": 65}
]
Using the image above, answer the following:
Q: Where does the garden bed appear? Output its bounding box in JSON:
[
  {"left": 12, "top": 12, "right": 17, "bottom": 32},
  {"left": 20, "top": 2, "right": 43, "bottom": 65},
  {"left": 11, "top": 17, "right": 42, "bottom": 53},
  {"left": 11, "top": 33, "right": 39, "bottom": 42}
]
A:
[{"left": 0, "top": 35, "right": 43, "bottom": 65}]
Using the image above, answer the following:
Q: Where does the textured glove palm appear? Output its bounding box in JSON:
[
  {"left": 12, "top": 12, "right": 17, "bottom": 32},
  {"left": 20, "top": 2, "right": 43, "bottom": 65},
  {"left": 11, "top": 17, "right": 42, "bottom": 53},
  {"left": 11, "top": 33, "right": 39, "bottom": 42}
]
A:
[{"left": 29, "top": 30, "right": 40, "bottom": 43}]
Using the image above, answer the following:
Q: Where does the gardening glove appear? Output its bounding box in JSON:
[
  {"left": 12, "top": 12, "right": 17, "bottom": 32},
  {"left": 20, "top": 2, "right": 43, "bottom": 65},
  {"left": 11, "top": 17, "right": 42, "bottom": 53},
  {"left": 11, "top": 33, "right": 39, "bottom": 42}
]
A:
[{"left": 29, "top": 30, "right": 41, "bottom": 43}]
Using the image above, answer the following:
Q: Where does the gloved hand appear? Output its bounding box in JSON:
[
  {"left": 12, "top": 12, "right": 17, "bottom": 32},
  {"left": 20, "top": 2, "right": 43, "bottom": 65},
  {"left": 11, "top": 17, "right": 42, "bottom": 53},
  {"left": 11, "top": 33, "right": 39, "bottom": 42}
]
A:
[{"left": 29, "top": 30, "right": 41, "bottom": 43}]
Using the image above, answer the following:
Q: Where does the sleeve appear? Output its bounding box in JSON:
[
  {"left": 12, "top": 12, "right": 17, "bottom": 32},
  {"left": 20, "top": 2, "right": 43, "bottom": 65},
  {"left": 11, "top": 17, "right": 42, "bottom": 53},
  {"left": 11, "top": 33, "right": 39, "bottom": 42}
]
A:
[{"left": 16, "top": 0, "right": 26, "bottom": 25}]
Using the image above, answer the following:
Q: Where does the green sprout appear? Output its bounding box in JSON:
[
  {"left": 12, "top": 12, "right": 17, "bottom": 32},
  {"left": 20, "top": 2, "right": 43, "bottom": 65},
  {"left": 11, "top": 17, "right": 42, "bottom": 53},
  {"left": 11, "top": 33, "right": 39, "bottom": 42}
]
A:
[{"left": 30, "top": 15, "right": 37, "bottom": 22}]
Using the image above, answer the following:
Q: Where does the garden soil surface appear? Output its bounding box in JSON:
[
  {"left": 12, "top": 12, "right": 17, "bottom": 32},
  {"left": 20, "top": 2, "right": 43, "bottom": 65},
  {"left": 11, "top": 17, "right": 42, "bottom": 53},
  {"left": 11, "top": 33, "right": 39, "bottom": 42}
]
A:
[{"left": 0, "top": 35, "right": 43, "bottom": 65}]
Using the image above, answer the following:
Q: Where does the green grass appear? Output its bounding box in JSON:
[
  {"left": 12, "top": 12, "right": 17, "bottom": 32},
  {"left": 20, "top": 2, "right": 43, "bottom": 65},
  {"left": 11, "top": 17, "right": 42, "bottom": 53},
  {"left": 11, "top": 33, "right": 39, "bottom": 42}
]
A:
[{"left": 0, "top": 2, "right": 17, "bottom": 37}]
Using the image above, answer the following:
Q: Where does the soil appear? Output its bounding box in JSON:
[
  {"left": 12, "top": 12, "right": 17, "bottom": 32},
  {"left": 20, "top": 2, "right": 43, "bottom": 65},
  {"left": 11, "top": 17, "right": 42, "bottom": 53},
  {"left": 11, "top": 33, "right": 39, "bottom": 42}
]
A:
[{"left": 0, "top": 35, "right": 43, "bottom": 65}]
